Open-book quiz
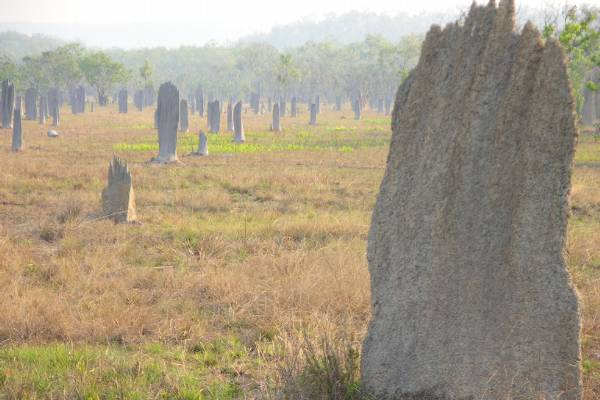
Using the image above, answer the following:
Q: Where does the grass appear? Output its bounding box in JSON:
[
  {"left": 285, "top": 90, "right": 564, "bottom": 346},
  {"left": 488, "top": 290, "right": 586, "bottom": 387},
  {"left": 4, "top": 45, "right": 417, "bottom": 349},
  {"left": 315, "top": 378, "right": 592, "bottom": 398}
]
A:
[
  {"left": 274, "top": 334, "right": 362, "bottom": 400},
  {"left": 113, "top": 128, "right": 388, "bottom": 154},
  {"left": 0, "top": 102, "right": 600, "bottom": 398},
  {"left": 0, "top": 342, "right": 247, "bottom": 398},
  {"left": 0, "top": 103, "right": 377, "bottom": 399}
]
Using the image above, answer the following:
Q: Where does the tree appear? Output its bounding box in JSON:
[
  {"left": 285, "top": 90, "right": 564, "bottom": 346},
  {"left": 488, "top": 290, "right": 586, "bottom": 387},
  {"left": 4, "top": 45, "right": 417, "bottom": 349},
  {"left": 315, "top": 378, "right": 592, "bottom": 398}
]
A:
[
  {"left": 0, "top": 55, "right": 19, "bottom": 86},
  {"left": 292, "top": 41, "right": 341, "bottom": 99},
  {"left": 20, "top": 54, "right": 49, "bottom": 89},
  {"left": 276, "top": 53, "right": 299, "bottom": 98},
  {"left": 236, "top": 43, "right": 279, "bottom": 97},
  {"left": 543, "top": 4, "right": 600, "bottom": 113},
  {"left": 80, "top": 51, "right": 129, "bottom": 105},
  {"left": 139, "top": 59, "right": 153, "bottom": 86},
  {"left": 42, "top": 44, "right": 84, "bottom": 90}
]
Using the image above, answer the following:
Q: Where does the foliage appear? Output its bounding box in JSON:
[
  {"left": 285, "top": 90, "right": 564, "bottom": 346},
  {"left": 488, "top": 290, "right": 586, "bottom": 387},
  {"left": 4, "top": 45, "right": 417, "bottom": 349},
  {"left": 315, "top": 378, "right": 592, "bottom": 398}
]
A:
[
  {"left": 106, "top": 36, "right": 421, "bottom": 101},
  {"left": 139, "top": 59, "right": 153, "bottom": 84},
  {"left": 0, "top": 32, "right": 420, "bottom": 104},
  {"left": 0, "top": 54, "right": 19, "bottom": 85},
  {"left": 79, "top": 51, "right": 130, "bottom": 104},
  {"left": 42, "top": 44, "right": 84, "bottom": 90},
  {"left": 19, "top": 54, "right": 48, "bottom": 89},
  {"left": 543, "top": 4, "right": 600, "bottom": 112},
  {"left": 276, "top": 53, "right": 299, "bottom": 98},
  {"left": 1, "top": 44, "right": 85, "bottom": 91}
]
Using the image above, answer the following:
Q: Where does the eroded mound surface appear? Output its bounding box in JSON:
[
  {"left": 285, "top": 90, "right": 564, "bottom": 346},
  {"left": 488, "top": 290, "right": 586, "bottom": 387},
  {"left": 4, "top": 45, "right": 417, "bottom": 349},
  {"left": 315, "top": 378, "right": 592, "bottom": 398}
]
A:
[{"left": 362, "top": 1, "right": 581, "bottom": 399}]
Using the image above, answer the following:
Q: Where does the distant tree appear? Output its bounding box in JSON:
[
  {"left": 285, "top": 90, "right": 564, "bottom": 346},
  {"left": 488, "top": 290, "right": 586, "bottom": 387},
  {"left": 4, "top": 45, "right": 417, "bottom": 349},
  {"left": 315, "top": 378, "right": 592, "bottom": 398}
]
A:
[
  {"left": 236, "top": 43, "right": 279, "bottom": 96},
  {"left": 139, "top": 59, "right": 153, "bottom": 86},
  {"left": 42, "top": 44, "right": 84, "bottom": 90},
  {"left": 0, "top": 55, "right": 19, "bottom": 85},
  {"left": 394, "top": 35, "right": 422, "bottom": 79},
  {"left": 80, "top": 51, "right": 129, "bottom": 105},
  {"left": 292, "top": 41, "right": 341, "bottom": 99},
  {"left": 20, "top": 55, "right": 49, "bottom": 89},
  {"left": 276, "top": 53, "right": 299, "bottom": 98}
]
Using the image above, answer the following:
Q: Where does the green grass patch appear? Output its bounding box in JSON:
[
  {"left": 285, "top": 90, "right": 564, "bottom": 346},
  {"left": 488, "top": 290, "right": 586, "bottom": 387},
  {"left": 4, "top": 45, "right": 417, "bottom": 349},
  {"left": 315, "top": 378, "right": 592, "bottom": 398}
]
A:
[
  {"left": 0, "top": 342, "right": 252, "bottom": 399},
  {"left": 583, "top": 358, "right": 600, "bottom": 375},
  {"left": 575, "top": 143, "right": 600, "bottom": 163},
  {"left": 325, "top": 126, "right": 357, "bottom": 132},
  {"left": 360, "top": 117, "right": 391, "bottom": 127},
  {"left": 113, "top": 130, "right": 388, "bottom": 154},
  {"left": 112, "top": 123, "right": 154, "bottom": 130}
]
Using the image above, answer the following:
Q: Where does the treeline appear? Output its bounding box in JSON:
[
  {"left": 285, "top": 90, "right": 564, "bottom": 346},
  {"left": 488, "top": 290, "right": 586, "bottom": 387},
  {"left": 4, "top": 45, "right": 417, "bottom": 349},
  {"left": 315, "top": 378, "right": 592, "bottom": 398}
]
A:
[
  {"left": 110, "top": 35, "right": 422, "bottom": 102},
  {"left": 0, "top": 5, "right": 598, "bottom": 112},
  {"left": 0, "top": 45, "right": 129, "bottom": 106},
  {"left": 0, "top": 35, "right": 422, "bottom": 106}
]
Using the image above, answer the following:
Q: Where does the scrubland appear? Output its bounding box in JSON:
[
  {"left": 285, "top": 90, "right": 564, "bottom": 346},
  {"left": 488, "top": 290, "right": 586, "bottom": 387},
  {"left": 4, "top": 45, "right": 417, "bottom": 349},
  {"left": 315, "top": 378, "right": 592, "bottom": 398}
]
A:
[{"left": 0, "top": 104, "right": 598, "bottom": 398}]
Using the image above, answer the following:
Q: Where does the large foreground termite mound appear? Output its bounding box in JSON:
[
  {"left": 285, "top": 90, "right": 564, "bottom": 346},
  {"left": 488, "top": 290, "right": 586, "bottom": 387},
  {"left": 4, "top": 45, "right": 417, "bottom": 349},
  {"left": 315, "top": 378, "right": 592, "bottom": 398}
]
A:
[{"left": 362, "top": 1, "right": 581, "bottom": 399}]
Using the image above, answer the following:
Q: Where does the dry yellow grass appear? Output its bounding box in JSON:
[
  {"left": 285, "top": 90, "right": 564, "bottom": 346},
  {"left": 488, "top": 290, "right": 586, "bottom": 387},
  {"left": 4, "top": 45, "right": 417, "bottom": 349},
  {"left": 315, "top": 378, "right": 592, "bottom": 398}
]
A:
[
  {"left": 0, "top": 103, "right": 378, "bottom": 397},
  {"left": 0, "top": 103, "right": 598, "bottom": 398}
]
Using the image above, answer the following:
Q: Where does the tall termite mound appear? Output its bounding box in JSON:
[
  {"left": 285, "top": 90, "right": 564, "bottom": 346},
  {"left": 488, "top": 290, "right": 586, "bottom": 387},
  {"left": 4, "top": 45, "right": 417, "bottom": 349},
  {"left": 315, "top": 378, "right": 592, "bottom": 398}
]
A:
[{"left": 362, "top": 1, "right": 581, "bottom": 399}]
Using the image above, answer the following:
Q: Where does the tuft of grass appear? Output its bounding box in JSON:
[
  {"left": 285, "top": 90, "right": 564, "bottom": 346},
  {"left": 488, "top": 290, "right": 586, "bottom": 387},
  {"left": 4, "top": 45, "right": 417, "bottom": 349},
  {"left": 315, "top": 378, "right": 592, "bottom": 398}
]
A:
[
  {"left": 57, "top": 201, "right": 82, "bottom": 224},
  {"left": 39, "top": 223, "right": 63, "bottom": 243},
  {"left": 275, "top": 334, "right": 363, "bottom": 400}
]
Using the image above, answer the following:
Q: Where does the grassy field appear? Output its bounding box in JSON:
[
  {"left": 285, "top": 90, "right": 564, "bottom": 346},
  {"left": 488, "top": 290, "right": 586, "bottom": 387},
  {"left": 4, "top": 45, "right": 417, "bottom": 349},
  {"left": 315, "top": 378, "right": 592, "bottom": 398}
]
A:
[{"left": 0, "top": 103, "right": 599, "bottom": 398}]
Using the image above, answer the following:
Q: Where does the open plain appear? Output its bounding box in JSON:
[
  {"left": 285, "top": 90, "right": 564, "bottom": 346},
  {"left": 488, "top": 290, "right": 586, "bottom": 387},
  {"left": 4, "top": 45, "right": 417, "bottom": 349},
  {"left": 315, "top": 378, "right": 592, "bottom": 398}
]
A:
[{"left": 0, "top": 102, "right": 597, "bottom": 398}]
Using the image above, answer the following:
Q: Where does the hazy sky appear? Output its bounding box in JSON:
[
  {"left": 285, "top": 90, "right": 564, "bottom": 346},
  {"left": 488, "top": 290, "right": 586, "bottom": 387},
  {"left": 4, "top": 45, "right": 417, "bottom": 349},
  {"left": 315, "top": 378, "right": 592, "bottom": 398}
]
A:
[
  {"left": 0, "top": 0, "right": 571, "bottom": 24},
  {"left": 0, "top": 0, "right": 597, "bottom": 47}
]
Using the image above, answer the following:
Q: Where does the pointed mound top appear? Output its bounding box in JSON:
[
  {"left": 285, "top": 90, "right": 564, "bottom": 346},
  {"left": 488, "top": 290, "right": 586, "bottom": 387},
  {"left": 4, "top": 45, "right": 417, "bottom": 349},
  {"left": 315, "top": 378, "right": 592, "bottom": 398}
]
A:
[
  {"left": 108, "top": 155, "right": 132, "bottom": 185},
  {"left": 461, "top": 0, "right": 516, "bottom": 33}
]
